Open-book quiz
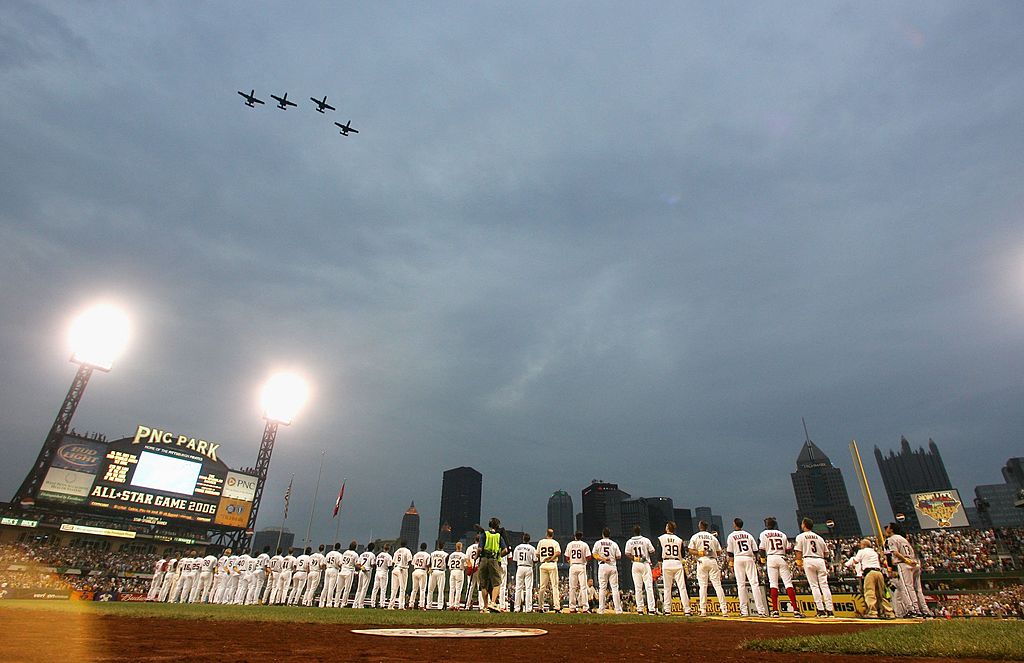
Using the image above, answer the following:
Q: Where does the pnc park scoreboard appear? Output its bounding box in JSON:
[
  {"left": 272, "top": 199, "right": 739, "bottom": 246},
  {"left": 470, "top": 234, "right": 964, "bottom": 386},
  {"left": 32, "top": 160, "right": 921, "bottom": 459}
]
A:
[{"left": 35, "top": 424, "right": 257, "bottom": 531}]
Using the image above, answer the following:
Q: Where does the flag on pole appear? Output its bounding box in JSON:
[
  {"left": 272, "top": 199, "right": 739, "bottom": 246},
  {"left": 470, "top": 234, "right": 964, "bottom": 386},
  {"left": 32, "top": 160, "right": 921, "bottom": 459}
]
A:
[
  {"left": 333, "top": 481, "right": 346, "bottom": 518},
  {"left": 283, "top": 475, "right": 293, "bottom": 518}
]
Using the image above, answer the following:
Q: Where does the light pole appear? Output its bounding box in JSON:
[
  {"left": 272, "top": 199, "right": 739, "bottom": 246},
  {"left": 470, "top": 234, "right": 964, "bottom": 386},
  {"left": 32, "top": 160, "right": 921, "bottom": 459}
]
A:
[
  {"left": 13, "top": 304, "right": 130, "bottom": 505},
  {"left": 232, "top": 372, "right": 309, "bottom": 551}
]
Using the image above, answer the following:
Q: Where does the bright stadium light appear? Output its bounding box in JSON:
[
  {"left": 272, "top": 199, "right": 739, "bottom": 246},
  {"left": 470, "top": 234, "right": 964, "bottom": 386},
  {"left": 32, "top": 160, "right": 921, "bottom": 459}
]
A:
[
  {"left": 68, "top": 303, "right": 130, "bottom": 372},
  {"left": 260, "top": 372, "right": 309, "bottom": 425}
]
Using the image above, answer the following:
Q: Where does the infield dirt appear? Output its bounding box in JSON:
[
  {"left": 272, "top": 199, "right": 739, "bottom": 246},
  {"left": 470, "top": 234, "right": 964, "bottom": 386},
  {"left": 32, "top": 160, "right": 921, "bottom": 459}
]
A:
[{"left": 0, "top": 607, "right": 1005, "bottom": 663}]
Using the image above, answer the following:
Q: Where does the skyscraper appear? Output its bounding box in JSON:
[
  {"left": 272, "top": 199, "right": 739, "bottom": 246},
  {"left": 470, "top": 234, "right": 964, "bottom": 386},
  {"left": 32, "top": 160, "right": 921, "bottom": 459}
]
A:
[
  {"left": 438, "top": 466, "right": 482, "bottom": 544},
  {"left": 874, "top": 437, "right": 953, "bottom": 531},
  {"left": 399, "top": 501, "right": 420, "bottom": 550},
  {"left": 791, "top": 437, "right": 861, "bottom": 538},
  {"left": 547, "top": 490, "right": 574, "bottom": 542},
  {"left": 973, "top": 458, "right": 1024, "bottom": 528},
  {"left": 581, "top": 480, "right": 631, "bottom": 539}
]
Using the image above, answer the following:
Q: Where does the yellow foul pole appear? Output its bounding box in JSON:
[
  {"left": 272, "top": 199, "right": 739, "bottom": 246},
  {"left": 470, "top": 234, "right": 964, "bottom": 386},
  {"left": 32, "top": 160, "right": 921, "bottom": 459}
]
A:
[{"left": 849, "top": 439, "right": 885, "bottom": 544}]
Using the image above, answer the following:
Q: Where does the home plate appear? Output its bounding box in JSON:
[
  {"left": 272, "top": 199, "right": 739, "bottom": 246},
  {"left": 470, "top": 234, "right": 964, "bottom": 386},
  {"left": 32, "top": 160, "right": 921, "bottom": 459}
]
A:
[{"left": 351, "top": 628, "right": 547, "bottom": 638}]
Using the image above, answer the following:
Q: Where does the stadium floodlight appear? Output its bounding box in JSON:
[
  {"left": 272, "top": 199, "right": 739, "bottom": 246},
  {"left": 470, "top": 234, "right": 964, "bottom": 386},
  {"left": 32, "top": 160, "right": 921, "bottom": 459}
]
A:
[
  {"left": 260, "top": 372, "right": 309, "bottom": 425},
  {"left": 68, "top": 303, "right": 130, "bottom": 372},
  {"left": 12, "top": 302, "right": 131, "bottom": 505}
]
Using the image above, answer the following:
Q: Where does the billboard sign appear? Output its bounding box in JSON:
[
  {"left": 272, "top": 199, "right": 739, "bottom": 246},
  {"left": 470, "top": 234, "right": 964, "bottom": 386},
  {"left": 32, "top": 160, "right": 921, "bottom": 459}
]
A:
[
  {"left": 37, "top": 436, "right": 106, "bottom": 504},
  {"left": 912, "top": 489, "right": 970, "bottom": 529}
]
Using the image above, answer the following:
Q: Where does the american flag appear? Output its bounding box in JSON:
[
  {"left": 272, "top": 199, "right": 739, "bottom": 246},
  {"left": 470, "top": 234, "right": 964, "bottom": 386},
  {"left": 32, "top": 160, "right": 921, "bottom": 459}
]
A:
[
  {"left": 333, "top": 481, "right": 346, "bottom": 518},
  {"left": 283, "top": 475, "right": 293, "bottom": 518}
]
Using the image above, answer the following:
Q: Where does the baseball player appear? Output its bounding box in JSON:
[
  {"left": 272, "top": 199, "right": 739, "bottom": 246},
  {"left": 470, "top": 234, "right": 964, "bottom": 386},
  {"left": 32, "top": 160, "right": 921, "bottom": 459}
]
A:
[
  {"left": 370, "top": 543, "right": 392, "bottom": 608},
  {"left": 158, "top": 557, "right": 177, "bottom": 602},
  {"left": 727, "top": 518, "right": 767, "bottom": 617},
  {"left": 248, "top": 547, "right": 270, "bottom": 605},
  {"left": 759, "top": 517, "right": 804, "bottom": 618},
  {"left": 148, "top": 557, "right": 166, "bottom": 601},
  {"left": 463, "top": 535, "right": 483, "bottom": 610},
  {"left": 289, "top": 547, "right": 311, "bottom": 605},
  {"left": 224, "top": 550, "right": 242, "bottom": 604},
  {"left": 427, "top": 543, "right": 448, "bottom": 610},
  {"left": 264, "top": 548, "right": 284, "bottom": 604},
  {"left": 535, "top": 529, "right": 562, "bottom": 612},
  {"left": 337, "top": 541, "right": 360, "bottom": 607},
  {"left": 447, "top": 542, "right": 467, "bottom": 610},
  {"left": 593, "top": 527, "right": 623, "bottom": 614},
  {"left": 498, "top": 547, "right": 511, "bottom": 611},
  {"left": 564, "top": 531, "right": 591, "bottom": 612},
  {"left": 512, "top": 533, "right": 537, "bottom": 612},
  {"left": 794, "top": 517, "right": 834, "bottom": 617},
  {"left": 625, "top": 525, "right": 657, "bottom": 615},
  {"left": 231, "top": 552, "right": 252, "bottom": 605},
  {"left": 353, "top": 542, "right": 376, "bottom": 608},
  {"left": 270, "top": 547, "right": 296, "bottom": 605},
  {"left": 210, "top": 551, "right": 228, "bottom": 603},
  {"left": 687, "top": 520, "right": 728, "bottom": 617},
  {"left": 410, "top": 543, "right": 431, "bottom": 609},
  {"left": 304, "top": 544, "right": 326, "bottom": 606},
  {"left": 389, "top": 541, "right": 412, "bottom": 609},
  {"left": 658, "top": 521, "right": 691, "bottom": 616},
  {"left": 321, "top": 543, "right": 343, "bottom": 607},
  {"left": 884, "top": 522, "right": 931, "bottom": 618},
  {"left": 193, "top": 552, "right": 215, "bottom": 603},
  {"left": 172, "top": 554, "right": 195, "bottom": 603}
]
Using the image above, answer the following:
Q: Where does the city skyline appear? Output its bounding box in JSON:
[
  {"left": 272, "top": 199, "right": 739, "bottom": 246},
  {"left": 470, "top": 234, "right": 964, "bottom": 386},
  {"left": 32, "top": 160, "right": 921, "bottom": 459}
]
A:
[{"left": 2, "top": 3, "right": 1024, "bottom": 549}]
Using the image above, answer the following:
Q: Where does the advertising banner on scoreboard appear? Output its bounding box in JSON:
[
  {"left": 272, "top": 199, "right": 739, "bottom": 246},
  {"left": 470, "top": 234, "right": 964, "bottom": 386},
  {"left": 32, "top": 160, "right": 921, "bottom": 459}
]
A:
[
  {"left": 912, "top": 489, "right": 970, "bottom": 529},
  {"left": 37, "top": 436, "right": 106, "bottom": 504},
  {"left": 73, "top": 425, "right": 257, "bottom": 529}
]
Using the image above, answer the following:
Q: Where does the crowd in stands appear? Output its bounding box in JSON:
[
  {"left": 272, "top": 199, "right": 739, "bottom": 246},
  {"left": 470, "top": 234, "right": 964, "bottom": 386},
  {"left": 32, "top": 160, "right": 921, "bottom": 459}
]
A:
[
  {"left": 933, "top": 586, "right": 1024, "bottom": 618},
  {"left": 0, "top": 543, "right": 161, "bottom": 596}
]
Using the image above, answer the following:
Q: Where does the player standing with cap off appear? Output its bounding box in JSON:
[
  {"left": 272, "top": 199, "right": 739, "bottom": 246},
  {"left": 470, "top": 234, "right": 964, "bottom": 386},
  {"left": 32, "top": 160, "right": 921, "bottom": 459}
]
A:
[
  {"left": 248, "top": 547, "right": 270, "bottom": 605},
  {"left": 759, "top": 517, "right": 804, "bottom": 618},
  {"left": 512, "top": 533, "right": 537, "bottom": 612},
  {"left": 625, "top": 525, "right": 657, "bottom": 615},
  {"left": 370, "top": 544, "right": 392, "bottom": 608},
  {"left": 794, "top": 517, "right": 834, "bottom": 617},
  {"left": 264, "top": 548, "right": 283, "bottom": 604},
  {"left": 535, "top": 529, "right": 561, "bottom": 612},
  {"left": 289, "top": 547, "right": 310, "bottom": 605},
  {"left": 304, "top": 544, "right": 326, "bottom": 607},
  {"left": 727, "top": 518, "right": 767, "bottom": 617},
  {"left": 463, "top": 534, "right": 483, "bottom": 610},
  {"left": 410, "top": 543, "right": 431, "bottom": 609},
  {"left": 688, "top": 521, "right": 728, "bottom": 617},
  {"left": 354, "top": 542, "right": 376, "bottom": 608},
  {"left": 337, "top": 541, "right": 360, "bottom": 607},
  {"left": 446, "top": 542, "right": 467, "bottom": 610},
  {"left": 389, "top": 541, "right": 412, "bottom": 609},
  {"left": 564, "top": 531, "right": 591, "bottom": 613},
  {"left": 658, "top": 521, "right": 692, "bottom": 616},
  {"left": 148, "top": 557, "right": 166, "bottom": 601},
  {"left": 427, "top": 542, "right": 448, "bottom": 610},
  {"left": 320, "top": 543, "right": 343, "bottom": 607},
  {"left": 593, "top": 527, "right": 623, "bottom": 614}
]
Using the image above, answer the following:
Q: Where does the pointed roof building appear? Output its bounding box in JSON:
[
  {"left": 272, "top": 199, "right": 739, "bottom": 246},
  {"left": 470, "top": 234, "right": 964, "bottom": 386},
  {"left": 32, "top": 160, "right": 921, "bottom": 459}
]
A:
[{"left": 791, "top": 427, "right": 861, "bottom": 538}]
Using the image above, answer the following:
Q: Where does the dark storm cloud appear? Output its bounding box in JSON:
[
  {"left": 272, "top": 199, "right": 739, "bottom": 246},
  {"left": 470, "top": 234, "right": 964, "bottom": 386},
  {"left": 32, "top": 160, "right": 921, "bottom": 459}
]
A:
[{"left": 2, "top": 2, "right": 1024, "bottom": 545}]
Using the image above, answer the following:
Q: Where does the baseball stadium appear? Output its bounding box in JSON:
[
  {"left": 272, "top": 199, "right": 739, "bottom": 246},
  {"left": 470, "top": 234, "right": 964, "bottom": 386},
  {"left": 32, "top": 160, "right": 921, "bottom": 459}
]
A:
[{"left": 5, "top": 3, "right": 1024, "bottom": 662}]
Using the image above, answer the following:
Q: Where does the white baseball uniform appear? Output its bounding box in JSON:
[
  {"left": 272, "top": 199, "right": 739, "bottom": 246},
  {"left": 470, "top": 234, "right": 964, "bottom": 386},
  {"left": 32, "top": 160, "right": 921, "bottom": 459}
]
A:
[
  {"left": 564, "top": 540, "right": 591, "bottom": 611},
  {"left": 158, "top": 558, "right": 177, "bottom": 602},
  {"left": 354, "top": 550, "right": 376, "bottom": 608},
  {"left": 321, "top": 549, "right": 343, "bottom": 607},
  {"left": 304, "top": 551, "right": 325, "bottom": 606},
  {"left": 658, "top": 532, "right": 691, "bottom": 615},
  {"left": 427, "top": 550, "right": 448, "bottom": 609},
  {"left": 463, "top": 543, "right": 482, "bottom": 609},
  {"left": 337, "top": 549, "right": 359, "bottom": 607},
  {"left": 728, "top": 529, "right": 767, "bottom": 617},
  {"left": 886, "top": 533, "right": 930, "bottom": 617},
  {"left": 795, "top": 531, "right": 833, "bottom": 613},
  {"left": 264, "top": 554, "right": 283, "bottom": 604},
  {"left": 271, "top": 553, "right": 295, "bottom": 605},
  {"left": 593, "top": 537, "right": 622, "bottom": 614},
  {"left": 389, "top": 547, "right": 412, "bottom": 609},
  {"left": 625, "top": 535, "right": 656, "bottom": 614},
  {"left": 512, "top": 542, "right": 537, "bottom": 612},
  {"left": 535, "top": 537, "right": 561, "bottom": 612},
  {"left": 148, "top": 559, "right": 166, "bottom": 601},
  {"left": 410, "top": 551, "right": 430, "bottom": 609},
  {"left": 447, "top": 551, "right": 467, "bottom": 608},
  {"left": 759, "top": 527, "right": 801, "bottom": 616},
  {"left": 370, "top": 550, "right": 392, "bottom": 608},
  {"left": 688, "top": 530, "right": 727, "bottom": 616},
  {"left": 289, "top": 553, "right": 309, "bottom": 605},
  {"left": 248, "top": 552, "right": 269, "bottom": 605}
]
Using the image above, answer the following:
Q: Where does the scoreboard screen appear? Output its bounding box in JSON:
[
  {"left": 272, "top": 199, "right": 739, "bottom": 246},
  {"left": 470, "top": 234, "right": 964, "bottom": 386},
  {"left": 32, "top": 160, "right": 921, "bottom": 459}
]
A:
[
  {"left": 131, "top": 451, "right": 203, "bottom": 495},
  {"left": 37, "top": 425, "right": 256, "bottom": 530}
]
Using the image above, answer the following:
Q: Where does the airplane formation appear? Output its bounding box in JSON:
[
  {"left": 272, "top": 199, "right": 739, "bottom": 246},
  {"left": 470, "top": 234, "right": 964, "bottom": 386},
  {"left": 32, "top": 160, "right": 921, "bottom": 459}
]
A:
[{"left": 236, "top": 89, "right": 359, "bottom": 137}]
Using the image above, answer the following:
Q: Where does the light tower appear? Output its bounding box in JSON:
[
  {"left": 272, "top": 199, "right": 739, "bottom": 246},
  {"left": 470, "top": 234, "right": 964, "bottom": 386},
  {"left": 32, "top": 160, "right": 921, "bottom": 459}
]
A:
[
  {"left": 13, "top": 304, "right": 130, "bottom": 505},
  {"left": 229, "top": 372, "right": 308, "bottom": 550}
]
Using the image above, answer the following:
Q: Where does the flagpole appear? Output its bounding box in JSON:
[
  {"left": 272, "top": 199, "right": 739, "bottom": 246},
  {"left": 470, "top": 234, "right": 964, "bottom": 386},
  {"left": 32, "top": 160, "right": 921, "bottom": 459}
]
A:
[
  {"left": 276, "top": 473, "right": 294, "bottom": 553},
  {"left": 304, "top": 450, "right": 326, "bottom": 549},
  {"left": 334, "top": 477, "right": 347, "bottom": 544}
]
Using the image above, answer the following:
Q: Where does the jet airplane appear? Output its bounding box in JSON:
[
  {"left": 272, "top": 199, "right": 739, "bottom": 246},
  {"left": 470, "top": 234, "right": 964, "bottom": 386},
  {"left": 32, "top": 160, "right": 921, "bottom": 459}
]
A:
[
  {"left": 270, "top": 92, "right": 297, "bottom": 110},
  {"left": 237, "top": 89, "right": 264, "bottom": 107},
  {"left": 334, "top": 120, "right": 359, "bottom": 136},
  {"left": 310, "top": 95, "right": 336, "bottom": 113}
]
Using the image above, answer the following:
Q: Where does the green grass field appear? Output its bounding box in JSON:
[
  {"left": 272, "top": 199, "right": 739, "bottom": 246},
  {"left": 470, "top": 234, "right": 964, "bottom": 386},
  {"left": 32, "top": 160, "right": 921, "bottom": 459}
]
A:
[
  {"left": 0, "top": 599, "right": 692, "bottom": 625},
  {"left": 744, "top": 620, "right": 1024, "bottom": 660}
]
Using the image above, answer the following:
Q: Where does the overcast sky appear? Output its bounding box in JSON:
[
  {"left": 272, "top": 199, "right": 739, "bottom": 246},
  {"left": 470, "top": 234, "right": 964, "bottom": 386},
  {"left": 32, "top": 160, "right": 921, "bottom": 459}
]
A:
[{"left": 2, "top": 2, "right": 1023, "bottom": 546}]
